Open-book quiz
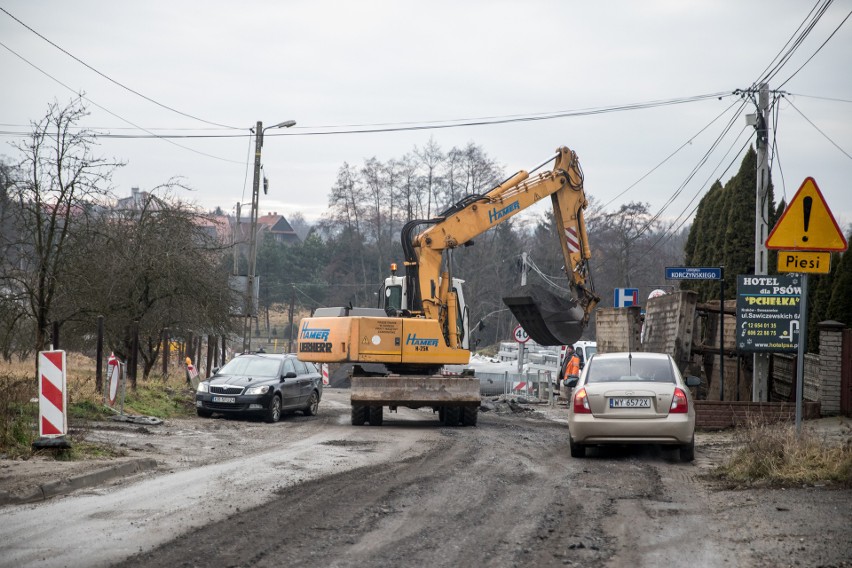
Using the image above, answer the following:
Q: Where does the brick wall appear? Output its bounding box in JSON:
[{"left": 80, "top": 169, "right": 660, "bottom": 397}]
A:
[{"left": 695, "top": 400, "right": 821, "bottom": 430}]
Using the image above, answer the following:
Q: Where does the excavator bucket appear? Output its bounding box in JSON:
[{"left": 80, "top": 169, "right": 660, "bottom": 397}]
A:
[{"left": 503, "top": 283, "right": 587, "bottom": 346}]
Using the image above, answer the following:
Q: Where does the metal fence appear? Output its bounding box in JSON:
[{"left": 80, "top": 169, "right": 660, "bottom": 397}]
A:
[{"left": 478, "top": 369, "right": 558, "bottom": 399}]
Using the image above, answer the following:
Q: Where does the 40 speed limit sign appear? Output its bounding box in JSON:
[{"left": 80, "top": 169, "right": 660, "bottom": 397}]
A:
[{"left": 513, "top": 325, "right": 530, "bottom": 344}]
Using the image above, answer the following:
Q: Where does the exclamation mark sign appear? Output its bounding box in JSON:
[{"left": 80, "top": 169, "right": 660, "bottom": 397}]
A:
[{"left": 802, "top": 196, "right": 812, "bottom": 242}]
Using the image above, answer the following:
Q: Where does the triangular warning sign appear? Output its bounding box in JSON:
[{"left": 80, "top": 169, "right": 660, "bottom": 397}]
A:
[{"left": 766, "top": 177, "right": 848, "bottom": 252}]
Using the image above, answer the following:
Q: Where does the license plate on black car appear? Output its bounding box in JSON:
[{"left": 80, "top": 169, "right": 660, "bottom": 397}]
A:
[
  {"left": 212, "top": 396, "right": 236, "bottom": 403},
  {"left": 609, "top": 397, "right": 650, "bottom": 408}
]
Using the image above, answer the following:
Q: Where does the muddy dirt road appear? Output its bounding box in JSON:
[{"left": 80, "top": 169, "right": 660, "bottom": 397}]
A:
[{"left": 2, "top": 389, "right": 850, "bottom": 567}]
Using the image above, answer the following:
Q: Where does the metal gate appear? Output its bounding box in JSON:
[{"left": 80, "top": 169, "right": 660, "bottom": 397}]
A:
[{"left": 842, "top": 329, "right": 851, "bottom": 417}]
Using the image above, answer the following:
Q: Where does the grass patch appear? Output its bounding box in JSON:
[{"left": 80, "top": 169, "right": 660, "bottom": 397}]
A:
[
  {"left": 43, "top": 439, "right": 129, "bottom": 461},
  {"left": 0, "top": 374, "right": 38, "bottom": 457},
  {"left": 68, "top": 399, "right": 114, "bottom": 421},
  {"left": 123, "top": 380, "right": 196, "bottom": 419},
  {"left": 1, "top": 354, "right": 197, "bottom": 458},
  {"left": 712, "top": 418, "right": 852, "bottom": 488}
]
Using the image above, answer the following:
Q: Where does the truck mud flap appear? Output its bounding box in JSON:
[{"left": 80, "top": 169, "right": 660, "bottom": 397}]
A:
[
  {"left": 503, "top": 283, "right": 585, "bottom": 346},
  {"left": 351, "top": 376, "right": 480, "bottom": 408}
]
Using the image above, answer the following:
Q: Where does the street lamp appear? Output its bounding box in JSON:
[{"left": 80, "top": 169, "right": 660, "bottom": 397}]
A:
[{"left": 242, "top": 119, "right": 296, "bottom": 353}]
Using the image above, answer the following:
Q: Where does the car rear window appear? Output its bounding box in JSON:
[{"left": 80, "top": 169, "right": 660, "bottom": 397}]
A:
[
  {"left": 585, "top": 357, "right": 674, "bottom": 384},
  {"left": 218, "top": 357, "right": 281, "bottom": 377}
]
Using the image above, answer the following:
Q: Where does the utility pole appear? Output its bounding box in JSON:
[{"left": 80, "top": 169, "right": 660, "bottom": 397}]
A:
[
  {"left": 241, "top": 119, "right": 296, "bottom": 353},
  {"left": 242, "top": 121, "right": 264, "bottom": 353},
  {"left": 233, "top": 201, "right": 241, "bottom": 275},
  {"left": 517, "top": 252, "right": 528, "bottom": 372},
  {"left": 753, "top": 83, "right": 771, "bottom": 402},
  {"left": 288, "top": 285, "right": 296, "bottom": 353}
]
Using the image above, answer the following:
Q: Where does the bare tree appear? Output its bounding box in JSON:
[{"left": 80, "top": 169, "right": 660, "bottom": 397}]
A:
[
  {"left": 1, "top": 99, "right": 120, "bottom": 362},
  {"left": 325, "top": 163, "right": 363, "bottom": 233},
  {"left": 396, "top": 153, "right": 424, "bottom": 223},
  {"left": 590, "top": 201, "right": 658, "bottom": 293},
  {"left": 62, "top": 190, "right": 234, "bottom": 380},
  {"left": 414, "top": 137, "right": 444, "bottom": 218}
]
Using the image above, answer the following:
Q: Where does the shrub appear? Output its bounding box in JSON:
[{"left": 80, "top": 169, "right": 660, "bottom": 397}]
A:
[
  {"left": 714, "top": 417, "right": 852, "bottom": 487},
  {"left": 0, "top": 374, "right": 38, "bottom": 456}
]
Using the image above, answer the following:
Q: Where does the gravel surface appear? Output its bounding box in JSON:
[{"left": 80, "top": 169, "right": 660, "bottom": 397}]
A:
[{"left": 1, "top": 390, "right": 850, "bottom": 568}]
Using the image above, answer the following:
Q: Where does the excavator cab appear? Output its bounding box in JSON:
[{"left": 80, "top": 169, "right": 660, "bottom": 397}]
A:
[{"left": 380, "top": 268, "right": 471, "bottom": 351}]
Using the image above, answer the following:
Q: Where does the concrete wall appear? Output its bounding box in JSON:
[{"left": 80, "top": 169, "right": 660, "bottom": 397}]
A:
[
  {"left": 594, "top": 295, "right": 848, "bottom": 417},
  {"left": 641, "top": 291, "right": 697, "bottom": 368},
  {"left": 769, "top": 322, "right": 846, "bottom": 416},
  {"left": 817, "top": 321, "right": 845, "bottom": 416},
  {"left": 594, "top": 307, "right": 641, "bottom": 354}
]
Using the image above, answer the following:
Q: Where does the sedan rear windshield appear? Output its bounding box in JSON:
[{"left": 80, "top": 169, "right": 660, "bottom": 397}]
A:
[
  {"left": 218, "top": 357, "right": 281, "bottom": 377},
  {"left": 585, "top": 357, "right": 674, "bottom": 384}
]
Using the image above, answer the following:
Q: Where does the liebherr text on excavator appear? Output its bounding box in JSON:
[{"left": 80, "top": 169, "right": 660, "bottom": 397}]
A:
[{"left": 297, "top": 146, "right": 599, "bottom": 426}]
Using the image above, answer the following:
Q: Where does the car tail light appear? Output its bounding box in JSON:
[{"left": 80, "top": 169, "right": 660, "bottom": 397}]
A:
[
  {"left": 573, "top": 387, "right": 591, "bottom": 414},
  {"left": 670, "top": 387, "right": 689, "bottom": 413}
]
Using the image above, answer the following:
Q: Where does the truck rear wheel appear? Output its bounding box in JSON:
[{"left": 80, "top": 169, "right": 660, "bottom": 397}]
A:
[
  {"left": 368, "top": 405, "right": 384, "bottom": 426},
  {"left": 461, "top": 406, "right": 478, "bottom": 426},
  {"left": 351, "top": 405, "right": 367, "bottom": 426},
  {"left": 441, "top": 406, "right": 461, "bottom": 426}
]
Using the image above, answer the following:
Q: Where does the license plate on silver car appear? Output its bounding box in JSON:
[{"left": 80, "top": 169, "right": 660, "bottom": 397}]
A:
[
  {"left": 609, "top": 397, "right": 650, "bottom": 408},
  {"left": 212, "top": 396, "right": 236, "bottom": 403}
]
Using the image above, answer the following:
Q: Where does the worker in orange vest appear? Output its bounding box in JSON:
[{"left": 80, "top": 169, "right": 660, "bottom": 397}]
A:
[{"left": 562, "top": 345, "right": 581, "bottom": 386}]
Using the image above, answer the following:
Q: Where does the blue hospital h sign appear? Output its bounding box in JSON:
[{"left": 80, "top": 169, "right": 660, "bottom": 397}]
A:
[{"left": 614, "top": 288, "right": 639, "bottom": 308}]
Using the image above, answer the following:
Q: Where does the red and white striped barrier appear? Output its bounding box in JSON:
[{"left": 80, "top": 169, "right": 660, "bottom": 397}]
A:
[
  {"left": 321, "top": 363, "right": 329, "bottom": 386},
  {"left": 106, "top": 353, "right": 120, "bottom": 407},
  {"left": 38, "top": 350, "right": 67, "bottom": 437}
]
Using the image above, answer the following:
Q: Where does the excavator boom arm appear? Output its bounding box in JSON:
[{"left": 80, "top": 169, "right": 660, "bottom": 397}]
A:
[{"left": 411, "top": 147, "right": 599, "bottom": 345}]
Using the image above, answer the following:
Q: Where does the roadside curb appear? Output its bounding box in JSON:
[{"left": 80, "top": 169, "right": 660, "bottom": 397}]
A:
[{"left": 0, "top": 458, "right": 158, "bottom": 506}]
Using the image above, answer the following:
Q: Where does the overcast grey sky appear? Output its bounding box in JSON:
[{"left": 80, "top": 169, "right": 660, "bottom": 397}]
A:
[{"left": 2, "top": 1, "right": 851, "bottom": 232}]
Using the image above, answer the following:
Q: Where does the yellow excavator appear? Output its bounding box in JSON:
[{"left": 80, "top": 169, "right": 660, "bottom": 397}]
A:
[{"left": 297, "top": 146, "right": 599, "bottom": 426}]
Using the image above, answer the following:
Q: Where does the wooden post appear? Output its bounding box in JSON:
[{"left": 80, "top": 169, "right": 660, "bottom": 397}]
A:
[
  {"left": 206, "top": 335, "right": 215, "bottom": 378},
  {"left": 95, "top": 315, "right": 104, "bottom": 392},
  {"left": 129, "top": 321, "right": 139, "bottom": 390}
]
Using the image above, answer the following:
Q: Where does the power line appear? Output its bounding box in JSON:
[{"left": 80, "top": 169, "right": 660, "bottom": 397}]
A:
[
  {"left": 769, "top": 92, "right": 789, "bottom": 205},
  {"left": 0, "top": 6, "right": 240, "bottom": 130},
  {"left": 0, "top": 92, "right": 734, "bottom": 140},
  {"left": 756, "top": 0, "right": 834, "bottom": 86},
  {"left": 787, "top": 93, "right": 852, "bottom": 104},
  {"left": 634, "top": 100, "right": 749, "bottom": 238},
  {"left": 785, "top": 97, "right": 852, "bottom": 160},
  {"left": 638, "top": 130, "right": 756, "bottom": 263},
  {"left": 777, "top": 6, "right": 852, "bottom": 88},
  {"left": 599, "top": 99, "right": 742, "bottom": 211},
  {"left": 0, "top": 39, "right": 246, "bottom": 165}
]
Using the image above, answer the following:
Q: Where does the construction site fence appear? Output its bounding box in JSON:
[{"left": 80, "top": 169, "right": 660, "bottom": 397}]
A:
[{"left": 477, "top": 369, "right": 558, "bottom": 399}]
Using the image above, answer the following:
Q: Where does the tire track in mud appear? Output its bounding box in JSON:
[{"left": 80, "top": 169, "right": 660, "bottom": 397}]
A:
[{"left": 114, "top": 414, "right": 589, "bottom": 568}]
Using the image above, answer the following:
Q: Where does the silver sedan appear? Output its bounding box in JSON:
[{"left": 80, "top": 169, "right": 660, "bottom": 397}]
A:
[{"left": 566, "top": 352, "right": 701, "bottom": 462}]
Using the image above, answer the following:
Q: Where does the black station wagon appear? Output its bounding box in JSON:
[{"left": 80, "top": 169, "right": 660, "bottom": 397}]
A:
[{"left": 195, "top": 353, "right": 322, "bottom": 423}]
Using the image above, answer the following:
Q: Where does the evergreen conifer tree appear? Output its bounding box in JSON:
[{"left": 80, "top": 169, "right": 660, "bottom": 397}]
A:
[{"left": 826, "top": 232, "right": 852, "bottom": 327}]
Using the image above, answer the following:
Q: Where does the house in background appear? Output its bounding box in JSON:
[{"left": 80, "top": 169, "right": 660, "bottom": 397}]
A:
[
  {"left": 255, "top": 212, "right": 301, "bottom": 245},
  {"left": 114, "top": 188, "right": 301, "bottom": 248},
  {"left": 115, "top": 187, "right": 165, "bottom": 211}
]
